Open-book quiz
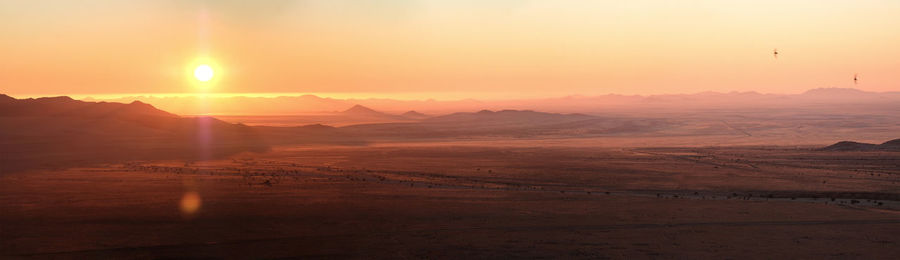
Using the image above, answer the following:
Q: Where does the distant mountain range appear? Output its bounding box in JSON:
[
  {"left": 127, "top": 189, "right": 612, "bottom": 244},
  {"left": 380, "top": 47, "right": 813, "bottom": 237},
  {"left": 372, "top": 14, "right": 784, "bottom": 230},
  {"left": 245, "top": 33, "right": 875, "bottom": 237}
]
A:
[
  {"left": 0, "top": 95, "right": 581, "bottom": 172},
  {"left": 4, "top": 92, "right": 900, "bottom": 172},
  {"left": 74, "top": 88, "right": 900, "bottom": 116},
  {"left": 210, "top": 104, "right": 431, "bottom": 127},
  {"left": 0, "top": 94, "right": 673, "bottom": 172},
  {"left": 401, "top": 110, "right": 429, "bottom": 119},
  {"left": 340, "top": 104, "right": 412, "bottom": 120}
]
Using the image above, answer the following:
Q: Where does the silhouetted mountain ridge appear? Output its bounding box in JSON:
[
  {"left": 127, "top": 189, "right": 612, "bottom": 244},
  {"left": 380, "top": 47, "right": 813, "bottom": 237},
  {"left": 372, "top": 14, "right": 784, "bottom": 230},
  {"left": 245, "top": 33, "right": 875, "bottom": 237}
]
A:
[
  {"left": 342, "top": 104, "right": 384, "bottom": 116},
  {"left": 0, "top": 94, "right": 267, "bottom": 173},
  {"left": 85, "top": 87, "right": 900, "bottom": 115},
  {"left": 823, "top": 139, "right": 900, "bottom": 151},
  {"left": 0, "top": 94, "right": 15, "bottom": 103},
  {"left": 0, "top": 95, "right": 176, "bottom": 118},
  {"left": 401, "top": 110, "right": 429, "bottom": 119}
]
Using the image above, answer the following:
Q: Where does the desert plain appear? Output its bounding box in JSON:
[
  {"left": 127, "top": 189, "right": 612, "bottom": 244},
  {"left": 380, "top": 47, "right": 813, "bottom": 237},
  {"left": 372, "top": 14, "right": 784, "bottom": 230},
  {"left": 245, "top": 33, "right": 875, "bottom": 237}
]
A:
[{"left": 3, "top": 141, "right": 900, "bottom": 259}]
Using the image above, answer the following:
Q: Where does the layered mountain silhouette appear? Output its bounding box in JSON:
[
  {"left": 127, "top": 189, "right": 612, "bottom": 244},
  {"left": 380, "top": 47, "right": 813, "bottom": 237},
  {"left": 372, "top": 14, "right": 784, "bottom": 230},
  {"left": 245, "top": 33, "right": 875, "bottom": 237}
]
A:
[
  {"left": 0, "top": 95, "right": 268, "bottom": 173},
  {"left": 400, "top": 110, "right": 429, "bottom": 120},
  {"left": 823, "top": 139, "right": 900, "bottom": 151},
  {"left": 6, "top": 96, "right": 648, "bottom": 171},
  {"left": 7, "top": 92, "right": 899, "bottom": 172},
  {"left": 341, "top": 104, "right": 388, "bottom": 117},
  {"left": 87, "top": 88, "right": 900, "bottom": 116},
  {"left": 343, "top": 104, "right": 423, "bottom": 120},
  {"left": 0, "top": 95, "right": 175, "bottom": 118}
]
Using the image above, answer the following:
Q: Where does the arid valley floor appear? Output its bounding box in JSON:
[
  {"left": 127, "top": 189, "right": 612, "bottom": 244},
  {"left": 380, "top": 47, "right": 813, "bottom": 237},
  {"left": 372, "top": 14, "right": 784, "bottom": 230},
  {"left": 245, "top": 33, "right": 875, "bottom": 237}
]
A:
[{"left": 3, "top": 143, "right": 899, "bottom": 259}]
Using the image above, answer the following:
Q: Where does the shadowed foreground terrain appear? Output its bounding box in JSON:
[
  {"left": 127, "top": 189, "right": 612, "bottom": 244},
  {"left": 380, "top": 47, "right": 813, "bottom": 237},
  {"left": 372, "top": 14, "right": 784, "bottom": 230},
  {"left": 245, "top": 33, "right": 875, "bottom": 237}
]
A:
[{"left": 2, "top": 145, "right": 899, "bottom": 258}]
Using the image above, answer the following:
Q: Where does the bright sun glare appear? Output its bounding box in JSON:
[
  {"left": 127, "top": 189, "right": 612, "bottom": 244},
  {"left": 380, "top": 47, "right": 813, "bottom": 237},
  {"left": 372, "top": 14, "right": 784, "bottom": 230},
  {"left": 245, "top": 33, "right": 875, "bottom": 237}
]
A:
[{"left": 194, "top": 64, "right": 214, "bottom": 82}]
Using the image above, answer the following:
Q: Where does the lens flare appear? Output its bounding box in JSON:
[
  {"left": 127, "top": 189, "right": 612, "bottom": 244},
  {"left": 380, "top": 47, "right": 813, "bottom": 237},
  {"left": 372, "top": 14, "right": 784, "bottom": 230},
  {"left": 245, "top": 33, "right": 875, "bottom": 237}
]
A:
[{"left": 180, "top": 191, "right": 202, "bottom": 216}]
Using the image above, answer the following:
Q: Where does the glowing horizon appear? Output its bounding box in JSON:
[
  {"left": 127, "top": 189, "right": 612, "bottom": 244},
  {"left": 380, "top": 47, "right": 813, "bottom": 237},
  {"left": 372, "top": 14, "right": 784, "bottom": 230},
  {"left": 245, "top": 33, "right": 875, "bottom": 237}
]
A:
[
  {"left": 2, "top": 1, "right": 899, "bottom": 98},
  {"left": 11, "top": 86, "right": 896, "bottom": 103}
]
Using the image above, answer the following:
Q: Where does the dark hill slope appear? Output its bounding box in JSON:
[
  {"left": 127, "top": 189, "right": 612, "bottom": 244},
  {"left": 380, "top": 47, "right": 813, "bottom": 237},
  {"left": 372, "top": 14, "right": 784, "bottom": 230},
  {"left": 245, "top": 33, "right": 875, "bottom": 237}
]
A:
[
  {"left": 822, "top": 139, "right": 900, "bottom": 151},
  {"left": 0, "top": 95, "right": 268, "bottom": 173}
]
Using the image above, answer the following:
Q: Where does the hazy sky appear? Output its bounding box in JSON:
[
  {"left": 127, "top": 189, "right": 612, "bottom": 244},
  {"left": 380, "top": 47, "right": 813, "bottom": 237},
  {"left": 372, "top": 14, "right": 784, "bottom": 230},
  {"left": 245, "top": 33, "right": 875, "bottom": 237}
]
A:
[{"left": 2, "top": 0, "right": 899, "bottom": 99}]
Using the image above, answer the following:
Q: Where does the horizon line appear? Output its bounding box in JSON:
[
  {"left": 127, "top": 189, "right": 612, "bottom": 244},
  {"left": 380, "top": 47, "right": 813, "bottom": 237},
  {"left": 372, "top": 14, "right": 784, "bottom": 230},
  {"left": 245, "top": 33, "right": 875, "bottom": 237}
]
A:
[{"left": 5, "top": 87, "right": 890, "bottom": 102}]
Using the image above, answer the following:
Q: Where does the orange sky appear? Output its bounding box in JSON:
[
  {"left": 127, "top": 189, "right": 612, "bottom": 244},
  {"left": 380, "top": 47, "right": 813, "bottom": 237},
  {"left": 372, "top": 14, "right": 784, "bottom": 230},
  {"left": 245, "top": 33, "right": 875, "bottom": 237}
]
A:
[{"left": 2, "top": 1, "right": 899, "bottom": 99}]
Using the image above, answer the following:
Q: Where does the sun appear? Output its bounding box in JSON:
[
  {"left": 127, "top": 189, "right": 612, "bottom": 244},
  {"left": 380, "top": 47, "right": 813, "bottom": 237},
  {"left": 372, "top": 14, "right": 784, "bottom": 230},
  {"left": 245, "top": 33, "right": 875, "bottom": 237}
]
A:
[{"left": 194, "top": 64, "right": 214, "bottom": 82}]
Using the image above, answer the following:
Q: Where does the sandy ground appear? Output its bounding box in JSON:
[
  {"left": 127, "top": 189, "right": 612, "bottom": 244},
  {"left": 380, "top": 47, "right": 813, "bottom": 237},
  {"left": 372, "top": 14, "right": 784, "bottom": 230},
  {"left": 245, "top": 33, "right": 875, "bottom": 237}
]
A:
[{"left": 2, "top": 145, "right": 899, "bottom": 259}]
